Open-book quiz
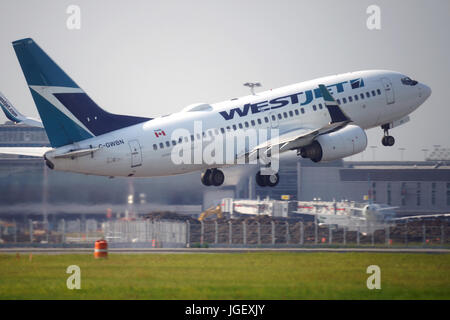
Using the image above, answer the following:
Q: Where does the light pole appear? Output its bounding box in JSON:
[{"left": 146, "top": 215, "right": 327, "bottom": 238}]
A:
[
  {"left": 398, "top": 148, "right": 406, "bottom": 161},
  {"left": 243, "top": 82, "right": 261, "bottom": 95},
  {"left": 421, "top": 148, "right": 429, "bottom": 161},
  {"left": 369, "top": 146, "right": 377, "bottom": 161}
]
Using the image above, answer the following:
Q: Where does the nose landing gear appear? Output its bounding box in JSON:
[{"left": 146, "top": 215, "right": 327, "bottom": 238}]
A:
[{"left": 381, "top": 124, "right": 395, "bottom": 147}]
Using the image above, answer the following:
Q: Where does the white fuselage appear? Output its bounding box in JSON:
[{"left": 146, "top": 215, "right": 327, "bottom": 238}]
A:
[{"left": 45, "top": 70, "right": 431, "bottom": 177}]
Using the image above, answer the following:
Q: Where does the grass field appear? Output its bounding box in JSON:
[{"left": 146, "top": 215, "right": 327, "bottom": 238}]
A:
[{"left": 0, "top": 252, "right": 449, "bottom": 299}]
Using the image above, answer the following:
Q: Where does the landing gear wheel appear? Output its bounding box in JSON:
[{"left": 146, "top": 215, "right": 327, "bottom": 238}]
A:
[
  {"left": 267, "top": 173, "right": 280, "bottom": 187},
  {"left": 255, "top": 171, "right": 267, "bottom": 187},
  {"left": 256, "top": 171, "right": 279, "bottom": 187},
  {"left": 381, "top": 135, "right": 395, "bottom": 147},
  {"left": 201, "top": 169, "right": 212, "bottom": 186},
  {"left": 381, "top": 124, "right": 395, "bottom": 147},
  {"left": 209, "top": 169, "right": 225, "bottom": 186}
]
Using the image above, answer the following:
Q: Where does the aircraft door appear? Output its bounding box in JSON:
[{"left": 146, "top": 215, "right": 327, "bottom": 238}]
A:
[
  {"left": 128, "top": 139, "right": 142, "bottom": 167},
  {"left": 380, "top": 78, "right": 395, "bottom": 104}
]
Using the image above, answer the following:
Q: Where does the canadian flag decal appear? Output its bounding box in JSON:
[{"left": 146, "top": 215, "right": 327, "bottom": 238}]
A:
[{"left": 154, "top": 129, "right": 166, "bottom": 138}]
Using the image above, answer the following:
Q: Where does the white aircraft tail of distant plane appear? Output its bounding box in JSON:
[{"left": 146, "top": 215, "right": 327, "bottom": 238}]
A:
[
  {"left": 0, "top": 38, "right": 432, "bottom": 187},
  {"left": 0, "top": 91, "right": 43, "bottom": 128}
]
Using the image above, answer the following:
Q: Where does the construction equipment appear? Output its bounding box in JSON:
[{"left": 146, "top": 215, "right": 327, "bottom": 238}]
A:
[{"left": 198, "top": 205, "right": 223, "bottom": 221}]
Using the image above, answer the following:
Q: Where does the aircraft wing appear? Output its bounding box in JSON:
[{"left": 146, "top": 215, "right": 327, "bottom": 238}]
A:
[
  {"left": 239, "top": 84, "right": 351, "bottom": 161},
  {"left": 0, "top": 91, "right": 44, "bottom": 128},
  {"left": 0, "top": 146, "right": 101, "bottom": 159},
  {"left": 376, "top": 206, "right": 399, "bottom": 211},
  {"left": 392, "top": 213, "right": 450, "bottom": 221},
  {"left": 0, "top": 147, "right": 51, "bottom": 157}
]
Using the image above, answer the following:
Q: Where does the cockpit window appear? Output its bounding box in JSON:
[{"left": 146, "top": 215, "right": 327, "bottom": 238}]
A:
[{"left": 401, "top": 77, "right": 418, "bottom": 86}]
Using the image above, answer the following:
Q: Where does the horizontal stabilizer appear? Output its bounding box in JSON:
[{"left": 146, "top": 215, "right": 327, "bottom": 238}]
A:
[
  {"left": 53, "top": 147, "right": 100, "bottom": 159},
  {"left": 0, "top": 147, "right": 51, "bottom": 157}
]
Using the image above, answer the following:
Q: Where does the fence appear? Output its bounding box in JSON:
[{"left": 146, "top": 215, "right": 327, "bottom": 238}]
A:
[
  {"left": 103, "top": 220, "right": 187, "bottom": 247},
  {"left": 0, "top": 218, "right": 449, "bottom": 248},
  {"left": 188, "top": 220, "right": 450, "bottom": 247}
]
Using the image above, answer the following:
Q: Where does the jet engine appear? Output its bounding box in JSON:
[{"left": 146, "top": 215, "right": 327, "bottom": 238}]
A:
[{"left": 300, "top": 125, "right": 367, "bottom": 162}]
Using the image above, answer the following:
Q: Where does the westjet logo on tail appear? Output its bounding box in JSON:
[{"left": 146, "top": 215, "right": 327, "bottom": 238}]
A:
[
  {"left": 219, "top": 78, "right": 364, "bottom": 120},
  {"left": 0, "top": 96, "right": 18, "bottom": 118}
]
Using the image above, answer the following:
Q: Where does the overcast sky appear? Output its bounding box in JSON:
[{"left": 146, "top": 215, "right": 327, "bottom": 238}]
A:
[{"left": 0, "top": 0, "right": 448, "bottom": 161}]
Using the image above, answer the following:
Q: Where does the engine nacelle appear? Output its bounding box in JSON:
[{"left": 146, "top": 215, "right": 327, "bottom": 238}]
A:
[{"left": 300, "top": 125, "right": 367, "bottom": 162}]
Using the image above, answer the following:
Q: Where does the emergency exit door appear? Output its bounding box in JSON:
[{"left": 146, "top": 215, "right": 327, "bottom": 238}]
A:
[{"left": 128, "top": 139, "right": 142, "bottom": 167}]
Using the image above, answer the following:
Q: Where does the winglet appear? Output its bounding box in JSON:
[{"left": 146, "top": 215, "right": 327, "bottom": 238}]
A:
[{"left": 318, "top": 84, "right": 351, "bottom": 123}]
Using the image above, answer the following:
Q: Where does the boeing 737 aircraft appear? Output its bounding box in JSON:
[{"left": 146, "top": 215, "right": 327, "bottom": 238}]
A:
[{"left": 0, "top": 38, "right": 431, "bottom": 188}]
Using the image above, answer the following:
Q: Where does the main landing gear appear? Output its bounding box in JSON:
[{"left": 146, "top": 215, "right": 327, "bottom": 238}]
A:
[
  {"left": 201, "top": 168, "right": 225, "bottom": 186},
  {"left": 381, "top": 124, "right": 395, "bottom": 147},
  {"left": 255, "top": 170, "right": 279, "bottom": 187}
]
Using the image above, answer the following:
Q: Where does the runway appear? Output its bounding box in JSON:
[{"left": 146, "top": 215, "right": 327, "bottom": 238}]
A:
[{"left": 1, "top": 247, "right": 449, "bottom": 254}]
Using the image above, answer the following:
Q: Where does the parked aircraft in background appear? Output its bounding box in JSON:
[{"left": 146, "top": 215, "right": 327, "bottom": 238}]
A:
[{"left": 0, "top": 91, "right": 43, "bottom": 127}]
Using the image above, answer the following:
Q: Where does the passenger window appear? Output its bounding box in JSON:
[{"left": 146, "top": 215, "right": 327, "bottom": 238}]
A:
[
  {"left": 277, "top": 114, "right": 282, "bottom": 120},
  {"left": 312, "top": 105, "right": 317, "bottom": 111},
  {"left": 264, "top": 117, "right": 269, "bottom": 123},
  {"left": 153, "top": 144, "right": 157, "bottom": 150},
  {"left": 360, "top": 93, "right": 364, "bottom": 99},
  {"left": 220, "top": 128, "right": 225, "bottom": 134},
  {"left": 318, "top": 103, "right": 323, "bottom": 109},
  {"left": 348, "top": 96, "right": 352, "bottom": 102},
  {"left": 283, "top": 112, "right": 288, "bottom": 118},
  {"left": 232, "top": 124, "right": 237, "bottom": 130},
  {"left": 377, "top": 89, "right": 381, "bottom": 95},
  {"left": 251, "top": 120, "right": 255, "bottom": 126},
  {"left": 272, "top": 115, "right": 276, "bottom": 121},
  {"left": 354, "top": 95, "right": 359, "bottom": 101},
  {"left": 159, "top": 142, "right": 164, "bottom": 149},
  {"left": 366, "top": 92, "right": 370, "bottom": 98},
  {"left": 371, "top": 90, "right": 376, "bottom": 96},
  {"left": 172, "top": 140, "right": 176, "bottom": 146},
  {"left": 342, "top": 98, "right": 347, "bottom": 104},
  {"left": 165, "top": 141, "right": 170, "bottom": 147},
  {"left": 336, "top": 99, "right": 341, "bottom": 104},
  {"left": 301, "top": 108, "right": 305, "bottom": 114},
  {"left": 257, "top": 118, "right": 262, "bottom": 125},
  {"left": 184, "top": 136, "right": 189, "bottom": 143},
  {"left": 244, "top": 122, "right": 249, "bottom": 128},
  {"left": 294, "top": 109, "right": 299, "bottom": 116},
  {"left": 239, "top": 123, "right": 243, "bottom": 129},
  {"left": 178, "top": 137, "right": 183, "bottom": 143},
  {"left": 289, "top": 111, "right": 293, "bottom": 117},
  {"left": 190, "top": 134, "right": 194, "bottom": 141}
]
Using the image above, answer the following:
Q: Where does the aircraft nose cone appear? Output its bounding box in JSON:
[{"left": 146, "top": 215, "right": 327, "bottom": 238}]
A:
[{"left": 420, "top": 83, "right": 432, "bottom": 100}]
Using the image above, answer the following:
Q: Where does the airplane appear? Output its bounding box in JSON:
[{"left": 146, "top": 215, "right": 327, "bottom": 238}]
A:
[
  {"left": 0, "top": 91, "right": 43, "bottom": 127},
  {"left": 0, "top": 38, "right": 432, "bottom": 188},
  {"left": 346, "top": 203, "right": 398, "bottom": 222}
]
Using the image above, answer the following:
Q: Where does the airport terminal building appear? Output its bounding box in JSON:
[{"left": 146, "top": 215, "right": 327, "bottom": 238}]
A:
[{"left": 1, "top": 122, "right": 450, "bottom": 218}]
